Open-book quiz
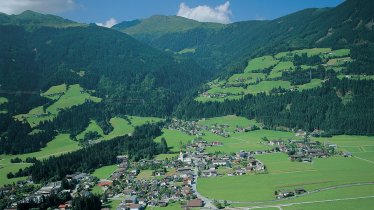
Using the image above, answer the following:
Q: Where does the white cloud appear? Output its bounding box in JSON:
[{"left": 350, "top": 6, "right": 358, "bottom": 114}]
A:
[
  {"left": 177, "top": 1, "right": 232, "bottom": 24},
  {"left": 96, "top": 18, "right": 117, "bottom": 28},
  {"left": 0, "top": 0, "right": 76, "bottom": 15}
]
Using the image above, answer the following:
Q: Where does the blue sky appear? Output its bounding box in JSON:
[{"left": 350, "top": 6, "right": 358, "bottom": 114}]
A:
[{"left": 0, "top": 0, "right": 344, "bottom": 26}]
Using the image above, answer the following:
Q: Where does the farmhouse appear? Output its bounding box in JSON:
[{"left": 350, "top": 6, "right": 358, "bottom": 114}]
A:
[{"left": 187, "top": 198, "right": 204, "bottom": 207}]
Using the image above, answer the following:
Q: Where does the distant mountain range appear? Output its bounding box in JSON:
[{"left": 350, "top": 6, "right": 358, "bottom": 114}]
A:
[
  {"left": 0, "top": 0, "right": 373, "bottom": 155},
  {"left": 113, "top": 0, "right": 374, "bottom": 73}
]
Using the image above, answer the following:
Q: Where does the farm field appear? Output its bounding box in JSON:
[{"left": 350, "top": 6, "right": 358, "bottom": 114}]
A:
[
  {"left": 0, "top": 134, "right": 80, "bottom": 186},
  {"left": 92, "top": 164, "right": 118, "bottom": 179},
  {"left": 197, "top": 154, "right": 374, "bottom": 202},
  {"left": 196, "top": 133, "right": 374, "bottom": 206},
  {"left": 14, "top": 84, "right": 101, "bottom": 127},
  {"left": 154, "top": 129, "right": 193, "bottom": 152},
  {"left": 197, "top": 48, "right": 355, "bottom": 102},
  {"left": 1, "top": 115, "right": 158, "bottom": 186}
]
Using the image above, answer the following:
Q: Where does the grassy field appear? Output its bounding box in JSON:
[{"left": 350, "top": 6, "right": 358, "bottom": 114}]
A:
[
  {"left": 198, "top": 134, "right": 374, "bottom": 203},
  {"left": 154, "top": 129, "right": 194, "bottom": 152},
  {"left": 92, "top": 164, "right": 118, "bottom": 179},
  {"left": 196, "top": 48, "right": 353, "bottom": 102},
  {"left": 177, "top": 47, "right": 196, "bottom": 54},
  {"left": 198, "top": 154, "right": 374, "bottom": 202},
  {"left": 0, "top": 97, "right": 8, "bottom": 104},
  {"left": 297, "top": 79, "right": 323, "bottom": 91},
  {"left": 245, "top": 56, "right": 279, "bottom": 72},
  {"left": 227, "top": 72, "right": 266, "bottom": 85},
  {"left": 0, "top": 134, "right": 80, "bottom": 186},
  {"left": 198, "top": 115, "right": 262, "bottom": 132},
  {"left": 268, "top": 61, "right": 295, "bottom": 79},
  {"left": 41, "top": 84, "right": 67, "bottom": 100},
  {"left": 247, "top": 81, "right": 291, "bottom": 94},
  {"left": 15, "top": 84, "right": 101, "bottom": 127},
  {"left": 136, "top": 170, "right": 153, "bottom": 180},
  {"left": 76, "top": 120, "right": 105, "bottom": 140}
]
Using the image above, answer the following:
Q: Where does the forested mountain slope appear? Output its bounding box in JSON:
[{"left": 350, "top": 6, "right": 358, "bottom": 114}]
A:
[
  {"left": 0, "top": 12, "right": 208, "bottom": 154},
  {"left": 115, "top": 0, "right": 374, "bottom": 73}
]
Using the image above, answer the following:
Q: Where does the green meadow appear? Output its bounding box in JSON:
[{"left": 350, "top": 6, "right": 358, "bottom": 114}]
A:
[
  {"left": 198, "top": 154, "right": 374, "bottom": 202},
  {"left": 196, "top": 48, "right": 356, "bottom": 102},
  {"left": 92, "top": 164, "right": 118, "bottom": 179},
  {"left": 15, "top": 84, "right": 101, "bottom": 127},
  {"left": 245, "top": 56, "right": 279, "bottom": 72},
  {"left": 0, "top": 134, "right": 80, "bottom": 186},
  {"left": 197, "top": 134, "right": 374, "bottom": 204},
  {"left": 154, "top": 129, "right": 194, "bottom": 152},
  {"left": 247, "top": 81, "right": 292, "bottom": 94}
]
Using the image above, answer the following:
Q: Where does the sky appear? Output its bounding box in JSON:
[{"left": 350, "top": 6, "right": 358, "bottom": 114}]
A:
[{"left": 0, "top": 0, "right": 344, "bottom": 27}]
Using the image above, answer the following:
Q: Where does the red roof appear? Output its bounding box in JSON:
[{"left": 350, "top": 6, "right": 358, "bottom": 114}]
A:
[
  {"left": 187, "top": 198, "right": 203, "bottom": 207},
  {"left": 97, "top": 181, "right": 113, "bottom": 187}
]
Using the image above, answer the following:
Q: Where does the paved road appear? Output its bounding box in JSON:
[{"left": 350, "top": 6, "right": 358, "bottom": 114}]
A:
[
  {"left": 219, "top": 182, "right": 374, "bottom": 205},
  {"left": 192, "top": 168, "right": 217, "bottom": 209},
  {"left": 247, "top": 195, "right": 374, "bottom": 209}
]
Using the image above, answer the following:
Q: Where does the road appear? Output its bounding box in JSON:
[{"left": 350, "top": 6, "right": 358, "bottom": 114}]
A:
[
  {"left": 247, "top": 195, "right": 374, "bottom": 209},
  {"left": 218, "top": 182, "right": 374, "bottom": 205},
  {"left": 192, "top": 168, "right": 217, "bottom": 209}
]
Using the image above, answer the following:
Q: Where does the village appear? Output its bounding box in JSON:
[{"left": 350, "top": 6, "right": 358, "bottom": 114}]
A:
[{"left": 0, "top": 120, "right": 353, "bottom": 210}]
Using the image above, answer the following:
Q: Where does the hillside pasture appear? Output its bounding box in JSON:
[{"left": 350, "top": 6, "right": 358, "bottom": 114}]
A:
[
  {"left": 0, "top": 134, "right": 80, "bottom": 186},
  {"left": 14, "top": 84, "right": 101, "bottom": 127},
  {"left": 41, "top": 84, "right": 67, "bottom": 100},
  {"left": 245, "top": 56, "right": 279, "bottom": 72},
  {"left": 154, "top": 129, "right": 194, "bottom": 152},
  {"left": 227, "top": 72, "right": 266, "bottom": 85},
  {"left": 247, "top": 81, "right": 291, "bottom": 95},
  {"left": 197, "top": 154, "right": 374, "bottom": 202},
  {"left": 92, "top": 164, "right": 118, "bottom": 179}
]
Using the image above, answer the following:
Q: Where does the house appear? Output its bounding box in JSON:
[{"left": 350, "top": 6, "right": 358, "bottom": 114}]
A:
[
  {"left": 187, "top": 198, "right": 203, "bottom": 207},
  {"left": 295, "top": 188, "right": 307, "bottom": 195},
  {"left": 124, "top": 195, "right": 137, "bottom": 204},
  {"left": 211, "top": 141, "right": 223, "bottom": 146},
  {"left": 138, "top": 198, "right": 147, "bottom": 206},
  {"left": 201, "top": 169, "right": 217, "bottom": 177},
  {"left": 235, "top": 169, "right": 246, "bottom": 175},
  {"left": 129, "top": 204, "right": 142, "bottom": 210},
  {"left": 158, "top": 200, "right": 168, "bottom": 207},
  {"left": 212, "top": 159, "right": 228, "bottom": 166},
  {"left": 276, "top": 190, "right": 295, "bottom": 199},
  {"left": 343, "top": 152, "right": 352, "bottom": 157}
]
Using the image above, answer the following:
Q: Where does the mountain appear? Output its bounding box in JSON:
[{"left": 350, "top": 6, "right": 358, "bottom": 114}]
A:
[
  {"left": 0, "top": 11, "right": 209, "bottom": 117},
  {"left": 114, "top": 0, "right": 374, "bottom": 73},
  {"left": 0, "top": 10, "right": 84, "bottom": 30},
  {"left": 113, "top": 15, "right": 224, "bottom": 39}
]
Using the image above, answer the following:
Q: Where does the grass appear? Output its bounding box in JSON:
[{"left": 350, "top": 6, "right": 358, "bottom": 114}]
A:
[
  {"left": 247, "top": 81, "right": 291, "bottom": 95},
  {"left": 15, "top": 84, "right": 101, "bottom": 127},
  {"left": 227, "top": 72, "right": 266, "bottom": 85},
  {"left": 198, "top": 115, "right": 262, "bottom": 132},
  {"left": 136, "top": 170, "right": 153, "bottom": 180},
  {"left": 106, "top": 199, "right": 121, "bottom": 210},
  {"left": 177, "top": 47, "right": 196, "bottom": 54},
  {"left": 268, "top": 61, "right": 295, "bottom": 79},
  {"left": 197, "top": 154, "right": 374, "bottom": 202},
  {"left": 92, "top": 185, "right": 103, "bottom": 194},
  {"left": 128, "top": 116, "right": 162, "bottom": 127},
  {"left": 245, "top": 56, "right": 279, "bottom": 72},
  {"left": 76, "top": 120, "right": 105, "bottom": 140},
  {"left": 148, "top": 202, "right": 181, "bottom": 210},
  {"left": 207, "top": 86, "right": 246, "bottom": 95},
  {"left": 46, "top": 84, "right": 101, "bottom": 115},
  {"left": 0, "top": 97, "right": 8, "bottom": 104},
  {"left": 198, "top": 134, "right": 374, "bottom": 202},
  {"left": 154, "top": 154, "right": 178, "bottom": 160},
  {"left": 0, "top": 134, "right": 80, "bottom": 186},
  {"left": 195, "top": 95, "right": 242, "bottom": 103},
  {"left": 297, "top": 79, "right": 323, "bottom": 91},
  {"left": 41, "top": 84, "right": 67, "bottom": 100},
  {"left": 103, "top": 117, "right": 134, "bottom": 140},
  {"left": 92, "top": 164, "right": 118, "bottom": 179},
  {"left": 154, "top": 129, "right": 194, "bottom": 152}
]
